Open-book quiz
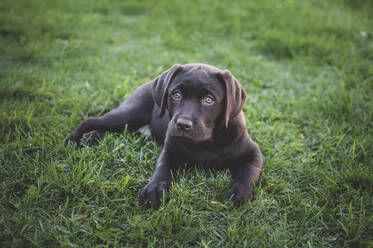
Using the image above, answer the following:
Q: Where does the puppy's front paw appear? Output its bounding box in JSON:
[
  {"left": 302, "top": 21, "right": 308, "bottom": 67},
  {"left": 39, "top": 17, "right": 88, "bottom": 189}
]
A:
[
  {"left": 81, "top": 130, "right": 101, "bottom": 145},
  {"left": 223, "top": 183, "right": 253, "bottom": 206},
  {"left": 139, "top": 180, "right": 170, "bottom": 207},
  {"left": 64, "top": 132, "right": 81, "bottom": 147}
]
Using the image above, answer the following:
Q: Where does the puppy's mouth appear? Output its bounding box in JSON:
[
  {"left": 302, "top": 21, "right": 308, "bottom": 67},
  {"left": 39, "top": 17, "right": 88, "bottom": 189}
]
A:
[
  {"left": 174, "top": 135, "right": 198, "bottom": 143},
  {"left": 169, "top": 130, "right": 206, "bottom": 143}
]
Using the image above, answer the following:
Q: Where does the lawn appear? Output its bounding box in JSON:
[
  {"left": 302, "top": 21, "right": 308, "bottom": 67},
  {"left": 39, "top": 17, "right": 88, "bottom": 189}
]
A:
[{"left": 1, "top": 0, "right": 372, "bottom": 247}]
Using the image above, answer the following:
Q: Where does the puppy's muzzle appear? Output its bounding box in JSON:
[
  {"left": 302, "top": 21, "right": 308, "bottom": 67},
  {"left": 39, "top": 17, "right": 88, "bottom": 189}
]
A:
[{"left": 176, "top": 117, "right": 193, "bottom": 132}]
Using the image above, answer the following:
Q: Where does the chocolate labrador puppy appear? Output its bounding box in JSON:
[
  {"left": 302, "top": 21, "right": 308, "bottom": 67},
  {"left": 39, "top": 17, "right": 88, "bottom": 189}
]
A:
[{"left": 65, "top": 63, "right": 263, "bottom": 206}]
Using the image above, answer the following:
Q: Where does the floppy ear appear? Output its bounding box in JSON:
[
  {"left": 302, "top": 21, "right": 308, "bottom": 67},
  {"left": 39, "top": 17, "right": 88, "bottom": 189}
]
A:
[
  {"left": 152, "top": 64, "right": 183, "bottom": 117},
  {"left": 218, "top": 70, "right": 247, "bottom": 128}
]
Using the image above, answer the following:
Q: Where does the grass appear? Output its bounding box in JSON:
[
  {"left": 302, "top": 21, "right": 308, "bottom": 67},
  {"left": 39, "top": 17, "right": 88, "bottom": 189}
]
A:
[{"left": 0, "top": 0, "right": 372, "bottom": 247}]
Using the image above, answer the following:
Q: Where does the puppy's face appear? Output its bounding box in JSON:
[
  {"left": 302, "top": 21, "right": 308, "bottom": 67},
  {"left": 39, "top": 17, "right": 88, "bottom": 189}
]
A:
[
  {"left": 166, "top": 69, "right": 225, "bottom": 143},
  {"left": 152, "top": 63, "right": 247, "bottom": 143}
]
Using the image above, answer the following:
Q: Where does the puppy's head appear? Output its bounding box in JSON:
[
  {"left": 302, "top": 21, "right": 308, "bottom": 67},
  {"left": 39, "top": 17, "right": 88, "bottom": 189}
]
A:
[{"left": 152, "top": 63, "right": 246, "bottom": 143}]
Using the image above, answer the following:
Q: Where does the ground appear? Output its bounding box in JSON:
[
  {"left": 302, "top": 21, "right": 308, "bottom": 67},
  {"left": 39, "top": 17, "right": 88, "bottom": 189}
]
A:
[{"left": 0, "top": 0, "right": 372, "bottom": 247}]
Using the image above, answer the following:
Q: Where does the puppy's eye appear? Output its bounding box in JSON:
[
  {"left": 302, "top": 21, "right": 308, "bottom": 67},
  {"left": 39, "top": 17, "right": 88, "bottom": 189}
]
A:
[
  {"left": 202, "top": 95, "right": 215, "bottom": 105},
  {"left": 171, "top": 90, "right": 182, "bottom": 100}
]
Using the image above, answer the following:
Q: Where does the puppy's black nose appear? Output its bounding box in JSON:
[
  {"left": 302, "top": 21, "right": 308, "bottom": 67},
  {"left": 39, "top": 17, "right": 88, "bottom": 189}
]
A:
[{"left": 176, "top": 118, "right": 193, "bottom": 131}]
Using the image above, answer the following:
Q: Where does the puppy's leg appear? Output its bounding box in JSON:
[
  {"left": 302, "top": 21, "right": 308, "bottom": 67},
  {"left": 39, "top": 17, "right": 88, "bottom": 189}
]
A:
[
  {"left": 138, "top": 149, "right": 173, "bottom": 207},
  {"left": 65, "top": 82, "right": 153, "bottom": 146},
  {"left": 224, "top": 142, "right": 263, "bottom": 205}
]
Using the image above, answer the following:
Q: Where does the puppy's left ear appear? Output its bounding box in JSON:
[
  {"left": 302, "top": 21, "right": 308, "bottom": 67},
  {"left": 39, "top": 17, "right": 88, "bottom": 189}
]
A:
[
  {"left": 152, "top": 64, "right": 183, "bottom": 117},
  {"left": 218, "top": 70, "right": 247, "bottom": 128}
]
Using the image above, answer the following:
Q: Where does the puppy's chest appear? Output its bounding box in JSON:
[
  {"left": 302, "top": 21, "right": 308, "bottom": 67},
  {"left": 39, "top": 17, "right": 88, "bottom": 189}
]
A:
[{"left": 180, "top": 146, "right": 232, "bottom": 169}]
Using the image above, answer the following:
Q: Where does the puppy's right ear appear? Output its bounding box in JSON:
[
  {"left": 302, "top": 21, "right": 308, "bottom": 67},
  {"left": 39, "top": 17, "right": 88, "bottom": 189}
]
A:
[{"left": 152, "top": 64, "right": 183, "bottom": 117}]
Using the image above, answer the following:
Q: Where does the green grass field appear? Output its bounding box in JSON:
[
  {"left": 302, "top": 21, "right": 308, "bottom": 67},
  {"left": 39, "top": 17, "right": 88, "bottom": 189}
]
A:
[{"left": 1, "top": 0, "right": 372, "bottom": 247}]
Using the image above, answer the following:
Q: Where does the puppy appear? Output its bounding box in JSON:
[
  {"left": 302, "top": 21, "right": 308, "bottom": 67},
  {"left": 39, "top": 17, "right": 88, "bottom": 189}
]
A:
[{"left": 65, "top": 63, "right": 263, "bottom": 206}]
